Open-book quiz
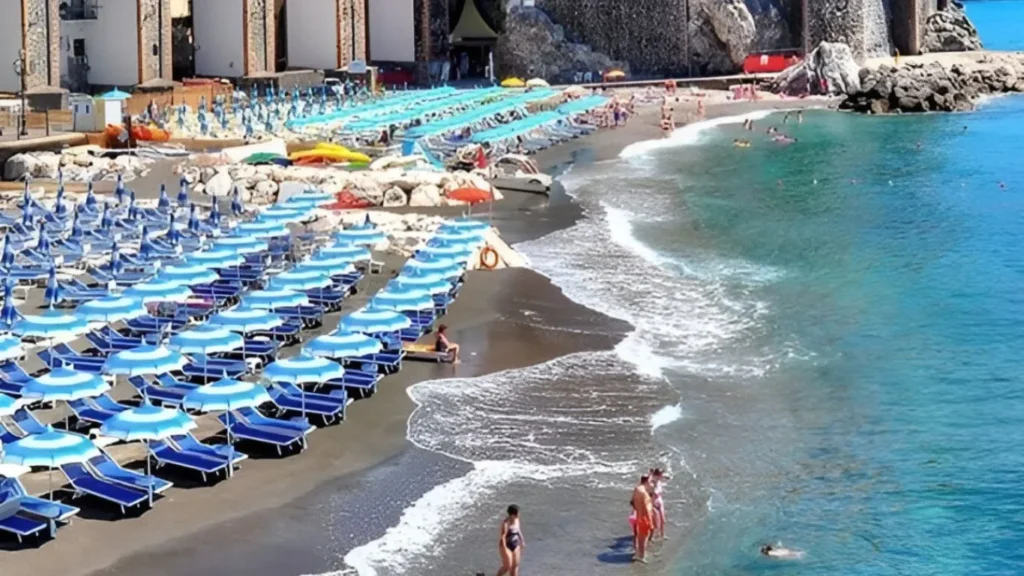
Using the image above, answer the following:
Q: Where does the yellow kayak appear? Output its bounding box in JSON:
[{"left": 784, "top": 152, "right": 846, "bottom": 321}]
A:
[{"left": 289, "top": 148, "right": 372, "bottom": 164}]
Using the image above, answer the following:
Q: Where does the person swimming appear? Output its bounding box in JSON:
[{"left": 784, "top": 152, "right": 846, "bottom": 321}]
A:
[{"left": 760, "top": 544, "right": 804, "bottom": 559}]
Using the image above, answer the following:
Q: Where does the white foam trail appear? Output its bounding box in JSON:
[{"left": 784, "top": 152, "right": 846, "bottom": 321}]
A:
[
  {"left": 650, "top": 403, "right": 684, "bottom": 433},
  {"left": 619, "top": 110, "right": 777, "bottom": 158}
]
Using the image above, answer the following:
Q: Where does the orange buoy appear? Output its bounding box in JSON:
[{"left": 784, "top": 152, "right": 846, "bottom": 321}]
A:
[{"left": 479, "top": 246, "right": 500, "bottom": 270}]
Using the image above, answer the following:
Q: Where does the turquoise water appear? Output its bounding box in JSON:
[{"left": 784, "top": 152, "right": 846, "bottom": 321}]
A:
[
  {"left": 642, "top": 99, "right": 1024, "bottom": 575},
  {"left": 965, "top": 0, "right": 1024, "bottom": 51}
]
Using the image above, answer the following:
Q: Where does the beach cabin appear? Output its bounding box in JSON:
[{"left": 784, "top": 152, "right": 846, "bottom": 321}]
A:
[
  {"left": 94, "top": 88, "right": 130, "bottom": 131},
  {"left": 69, "top": 93, "right": 96, "bottom": 131},
  {"left": 193, "top": 0, "right": 275, "bottom": 78},
  {"left": 287, "top": 0, "right": 368, "bottom": 70}
]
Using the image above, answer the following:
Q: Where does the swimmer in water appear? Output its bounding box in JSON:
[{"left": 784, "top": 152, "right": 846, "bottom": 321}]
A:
[
  {"left": 797, "top": 110, "right": 804, "bottom": 123},
  {"left": 760, "top": 544, "right": 804, "bottom": 559}
]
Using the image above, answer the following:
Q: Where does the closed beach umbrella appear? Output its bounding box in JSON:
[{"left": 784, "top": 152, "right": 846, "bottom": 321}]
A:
[
  {"left": 124, "top": 281, "right": 193, "bottom": 304},
  {"left": 0, "top": 393, "right": 19, "bottom": 417},
  {"left": 168, "top": 326, "right": 244, "bottom": 356},
  {"left": 235, "top": 221, "right": 290, "bottom": 239},
  {"left": 0, "top": 334, "right": 26, "bottom": 362},
  {"left": 186, "top": 250, "right": 245, "bottom": 269},
  {"left": 305, "top": 332, "right": 382, "bottom": 360},
  {"left": 213, "top": 235, "right": 268, "bottom": 255},
  {"left": 317, "top": 244, "right": 371, "bottom": 262},
  {"left": 156, "top": 264, "right": 219, "bottom": 287},
  {"left": 208, "top": 308, "right": 283, "bottom": 334},
  {"left": 392, "top": 274, "right": 452, "bottom": 295},
  {"left": 371, "top": 289, "right": 435, "bottom": 312},
  {"left": 23, "top": 367, "right": 111, "bottom": 428},
  {"left": 99, "top": 404, "right": 196, "bottom": 504},
  {"left": 13, "top": 310, "right": 89, "bottom": 339},
  {"left": 75, "top": 295, "right": 146, "bottom": 324},
  {"left": 335, "top": 228, "right": 387, "bottom": 247},
  {"left": 338, "top": 308, "right": 412, "bottom": 334},
  {"left": 243, "top": 289, "right": 310, "bottom": 311},
  {"left": 296, "top": 257, "right": 357, "bottom": 278},
  {"left": 1, "top": 429, "right": 101, "bottom": 497},
  {"left": 183, "top": 379, "right": 273, "bottom": 476},
  {"left": 268, "top": 269, "right": 332, "bottom": 292},
  {"left": 104, "top": 345, "right": 188, "bottom": 377}
]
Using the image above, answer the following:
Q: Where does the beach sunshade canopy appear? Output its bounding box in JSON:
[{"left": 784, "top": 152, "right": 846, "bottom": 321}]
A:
[
  {"left": 75, "top": 295, "right": 146, "bottom": 323},
  {"left": 99, "top": 405, "right": 196, "bottom": 442},
  {"left": 450, "top": 0, "right": 498, "bottom": 42},
  {"left": 268, "top": 269, "right": 333, "bottom": 292},
  {"left": 263, "top": 356, "right": 345, "bottom": 385},
  {"left": 335, "top": 228, "right": 387, "bottom": 247},
  {"left": 296, "top": 258, "right": 357, "bottom": 277},
  {"left": 438, "top": 218, "right": 491, "bottom": 234},
  {"left": 0, "top": 393, "right": 20, "bottom": 417},
  {"left": 0, "top": 335, "right": 25, "bottom": 363},
  {"left": 526, "top": 78, "right": 550, "bottom": 87},
  {"left": 167, "top": 326, "right": 244, "bottom": 355},
  {"left": 213, "top": 235, "right": 269, "bottom": 255},
  {"left": 430, "top": 230, "right": 485, "bottom": 248},
  {"left": 13, "top": 310, "right": 89, "bottom": 339},
  {"left": 417, "top": 244, "right": 474, "bottom": 262},
  {"left": 392, "top": 274, "right": 452, "bottom": 295},
  {"left": 1, "top": 429, "right": 99, "bottom": 467},
  {"left": 235, "top": 221, "right": 291, "bottom": 239},
  {"left": 186, "top": 250, "right": 246, "bottom": 269},
  {"left": 124, "top": 281, "right": 193, "bottom": 304},
  {"left": 318, "top": 244, "right": 371, "bottom": 261},
  {"left": 23, "top": 368, "right": 110, "bottom": 402},
  {"left": 371, "top": 289, "right": 435, "bottom": 312},
  {"left": 501, "top": 78, "right": 525, "bottom": 88},
  {"left": 156, "top": 265, "right": 220, "bottom": 287},
  {"left": 103, "top": 345, "right": 188, "bottom": 376},
  {"left": 208, "top": 309, "right": 284, "bottom": 333},
  {"left": 446, "top": 187, "right": 493, "bottom": 204},
  {"left": 243, "top": 289, "right": 310, "bottom": 311},
  {"left": 182, "top": 379, "right": 270, "bottom": 412},
  {"left": 257, "top": 207, "right": 309, "bottom": 224},
  {"left": 403, "top": 257, "right": 464, "bottom": 279},
  {"left": 338, "top": 308, "right": 412, "bottom": 334},
  {"left": 304, "top": 332, "right": 382, "bottom": 360}
]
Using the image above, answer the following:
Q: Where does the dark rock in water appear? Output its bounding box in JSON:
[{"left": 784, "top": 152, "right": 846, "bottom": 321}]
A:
[
  {"left": 770, "top": 42, "right": 861, "bottom": 96},
  {"left": 920, "top": 1, "right": 983, "bottom": 54}
]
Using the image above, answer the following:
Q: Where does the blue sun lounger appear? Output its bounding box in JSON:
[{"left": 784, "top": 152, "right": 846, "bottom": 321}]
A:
[
  {"left": 173, "top": 433, "right": 249, "bottom": 466},
  {"left": 67, "top": 398, "right": 118, "bottom": 425},
  {"left": 272, "top": 304, "right": 324, "bottom": 328},
  {"left": 60, "top": 463, "right": 149, "bottom": 513},
  {"left": 267, "top": 384, "right": 345, "bottom": 424},
  {"left": 39, "top": 346, "right": 105, "bottom": 374},
  {"left": 0, "top": 500, "right": 52, "bottom": 543},
  {"left": 0, "top": 377, "right": 25, "bottom": 397},
  {"left": 215, "top": 414, "right": 307, "bottom": 455},
  {"left": 12, "top": 408, "right": 47, "bottom": 435},
  {"left": 124, "top": 315, "right": 189, "bottom": 335},
  {"left": 228, "top": 408, "right": 316, "bottom": 436},
  {"left": 321, "top": 370, "right": 382, "bottom": 399},
  {"left": 128, "top": 375, "right": 198, "bottom": 407},
  {"left": 87, "top": 452, "right": 172, "bottom": 495},
  {"left": 0, "top": 477, "right": 79, "bottom": 523},
  {"left": 149, "top": 440, "right": 232, "bottom": 482}
]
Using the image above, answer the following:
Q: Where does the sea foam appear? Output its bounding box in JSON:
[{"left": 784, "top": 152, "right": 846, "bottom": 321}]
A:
[{"left": 619, "top": 109, "right": 778, "bottom": 159}]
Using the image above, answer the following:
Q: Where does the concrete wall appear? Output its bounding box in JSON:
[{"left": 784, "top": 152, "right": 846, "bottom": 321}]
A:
[
  {"left": 0, "top": 0, "right": 23, "bottom": 92},
  {"left": 287, "top": 0, "right": 336, "bottom": 69},
  {"left": 60, "top": 0, "right": 139, "bottom": 87},
  {"left": 193, "top": 0, "right": 244, "bottom": 76},
  {"left": 370, "top": 0, "right": 415, "bottom": 62}
]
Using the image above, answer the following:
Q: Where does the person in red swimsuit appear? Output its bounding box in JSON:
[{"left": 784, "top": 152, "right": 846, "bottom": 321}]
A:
[{"left": 631, "top": 474, "right": 654, "bottom": 563}]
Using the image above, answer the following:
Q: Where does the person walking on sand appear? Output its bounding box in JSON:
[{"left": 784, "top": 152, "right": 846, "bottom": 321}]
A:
[
  {"left": 497, "top": 505, "right": 524, "bottom": 576},
  {"left": 435, "top": 324, "right": 460, "bottom": 363},
  {"left": 632, "top": 475, "right": 654, "bottom": 563}
]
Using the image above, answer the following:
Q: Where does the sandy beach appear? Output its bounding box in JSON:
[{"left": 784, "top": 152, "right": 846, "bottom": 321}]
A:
[{"left": 0, "top": 93, "right": 830, "bottom": 576}]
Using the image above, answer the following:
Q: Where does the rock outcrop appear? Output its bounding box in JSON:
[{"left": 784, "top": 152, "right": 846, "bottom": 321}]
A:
[
  {"left": 841, "top": 54, "right": 1024, "bottom": 114},
  {"left": 3, "top": 151, "right": 152, "bottom": 182},
  {"left": 771, "top": 42, "right": 862, "bottom": 96},
  {"left": 920, "top": 1, "right": 983, "bottom": 54}
]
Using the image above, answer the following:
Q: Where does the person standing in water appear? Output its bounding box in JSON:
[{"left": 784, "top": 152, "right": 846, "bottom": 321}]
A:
[
  {"left": 497, "top": 505, "right": 524, "bottom": 576},
  {"left": 631, "top": 475, "right": 654, "bottom": 562},
  {"left": 651, "top": 468, "right": 670, "bottom": 540}
]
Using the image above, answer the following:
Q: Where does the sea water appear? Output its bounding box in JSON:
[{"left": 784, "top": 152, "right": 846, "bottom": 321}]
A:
[{"left": 964, "top": 0, "right": 1024, "bottom": 51}]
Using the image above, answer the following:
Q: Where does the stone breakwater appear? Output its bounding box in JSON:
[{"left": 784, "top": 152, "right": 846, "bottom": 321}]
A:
[
  {"left": 4, "top": 150, "right": 153, "bottom": 182},
  {"left": 840, "top": 53, "right": 1024, "bottom": 114}
]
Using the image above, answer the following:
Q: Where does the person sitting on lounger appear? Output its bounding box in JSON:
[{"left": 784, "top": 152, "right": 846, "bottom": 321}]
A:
[{"left": 435, "top": 324, "right": 460, "bottom": 363}]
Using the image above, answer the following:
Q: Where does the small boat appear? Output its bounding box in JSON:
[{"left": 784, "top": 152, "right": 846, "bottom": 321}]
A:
[{"left": 486, "top": 154, "right": 552, "bottom": 196}]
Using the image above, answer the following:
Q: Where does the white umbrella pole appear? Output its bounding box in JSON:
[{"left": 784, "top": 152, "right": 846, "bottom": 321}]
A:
[
  {"left": 146, "top": 439, "right": 153, "bottom": 507},
  {"left": 226, "top": 410, "right": 233, "bottom": 478},
  {"left": 48, "top": 466, "right": 53, "bottom": 500}
]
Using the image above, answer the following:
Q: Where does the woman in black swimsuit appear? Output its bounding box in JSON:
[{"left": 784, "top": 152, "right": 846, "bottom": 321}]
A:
[{"left": 497, "top": 504, "right": 524, "bottom": 576}]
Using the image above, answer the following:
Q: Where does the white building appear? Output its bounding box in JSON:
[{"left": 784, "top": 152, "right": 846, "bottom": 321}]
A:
[
  {"left": 193, "top": 0, "right": 275, "bottom": 78},
  {"left": 368, "top": 0, "right": 414, "bottom": 63},
  {"left": 287, "top": 0, "right": 370, "bottom": 70}
]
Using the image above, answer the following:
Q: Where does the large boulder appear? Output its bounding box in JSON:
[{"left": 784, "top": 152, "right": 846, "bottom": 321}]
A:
[
  {"left": 33, "top": 153, "right": 61, "bottom": 179},
  {"left": 703, "top": 0, "right": 757, "bottom": 68},
  {"left": 205, "top": 170, "right": 234, "bottom": 197},
  {"left": 921, "top": 1, "right": 983, "bottom": 54},
  {"left": 409, "top": 184, "right": 442, "bottom": 207},
  {"left": 382, "top": 186, "right": 408, "bottom": 207},
  {"left": 771, "top": 42, "right": 862, "bottom": 96},
  {"left": 4, "top": 154, "right": 40, "bottom": 181}
]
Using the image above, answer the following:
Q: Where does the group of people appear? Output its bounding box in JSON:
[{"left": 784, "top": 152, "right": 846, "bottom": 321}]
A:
[
  {"left": 731, "top": 112, "right": 804, "bottom": 148},
  {"left": 629, "top": 468, "right": 669, "bottom": 563}
]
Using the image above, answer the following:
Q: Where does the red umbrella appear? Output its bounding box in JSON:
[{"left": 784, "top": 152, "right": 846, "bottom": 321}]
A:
[{"left": 447, "top": 187, "right": 493, "bottom": 204}]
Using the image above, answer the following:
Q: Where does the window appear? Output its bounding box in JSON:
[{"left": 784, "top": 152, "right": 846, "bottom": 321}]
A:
[{"left": 72, "top": 39, "right": 85, "bottom": 57}]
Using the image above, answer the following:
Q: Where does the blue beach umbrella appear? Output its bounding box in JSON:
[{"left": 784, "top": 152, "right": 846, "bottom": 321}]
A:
[
  {"left": 429, "top": 231, "right": 485, "bottom": 249},
  {"left": 23, "top": 367, "right": 111, "bottom": 428},
  {"left": 182, "top": 379, "right": 274, "bottom": 476},
  {"left": 1, "top": 429, "right": 100, "bottom": 497},
  {"left": 317, "top": 244, "right": 371, "bottom": 262},
  {"left": 103, "top": 345, "right": 188, "bottom": 377},
  {"left": 305, "top": 331, "right": 382, "bottom": 360},
  {"left": 75, "top": 295, "right": 146, "bottom": 323},
  {"left": 157, "top": 184, "right": 171, "bottom": 210},
  {"left": 84, "top": 183, "right": 97, "bottom": 211},
  {"left": 371, "top": 289, "right": 435, "bottom": 312},
  {"left": 186, "top": 250, "right": 245, "bottom": 269},
  {"left": 99, "top": 404, "right": 197, "bottom": 504},
  {"left": 177, "top": 179, "right": 189, "bottom": 207},
  {"left": 438, "top": 218, "right": 491, "bottom": 234},
  {"left": 156, "top": 264, "right": 220, "bottom": 287},
  {"left": 338, "top": 308, "right": 412, "bottom": 334},
  {"left": 335, "top": 228, "right": 387, "bottom": 246},
  {"left": 263, "top": 355, "right": 345, "bottom": 418},
  {"left": 0, "top": 334, "right": 25, "bottom": 362},
  {"left": 295, "top": 257, "right": 357, "bottom": 278},
  {"left": 257, "top": 206, "right": 307, "bottom": 224},
  {"left": 124, "top": 281, "right": 193, "bottom": 304},
  {"left": 402, "top": 258, "right": 464, "bottom": 280},
  {"left": 213, "top": 235, "right": 268, "bottom": 255},
  {"left": 208, "top": 197, "right": 221, "bottom": 227},
  {"left": 242, "top": 289, "right": 310, "bottom": 311},
  {"left": 114, "top": 175, "right": 126, "bottom": 205},
  {"left": 0, "top": 393, "right": 19, "bottom": 417},
  {"left": 167, "top": 326, "right": 244, "bottom": 355},
  {"left": 235, "top": 220, "right": 290, "bottom": 239},
  {"left": 54, "top": 186, "right": 68, "bottom": 217},
  {"left": 13, "top": 310, "right": 89, "bottom": 339},
  {"left": 267, "top": 269, "right": 332, "bottom": 292},
  {"left": 187, "top": 204, "right": 202, "bottom": 233},
  {"left": 208, "top": 308, "right": 284, "bottom": 334},
  {"left": 417, "top": 243, "right": 474, "bottom": 262},
  {"left": 392, "top": 274, "right": 452, "bottom": 295}
]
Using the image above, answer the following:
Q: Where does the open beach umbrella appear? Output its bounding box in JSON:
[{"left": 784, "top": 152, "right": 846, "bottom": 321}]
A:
[
  {"left": 430, "top": 230, "right": 486, "bottom": 248},
  {"left": 75, "top": 295, "right": 146, "bottom": 324},
  {"left": 295, "top": 257, "right": 357, "bottom": 278},
  {"left": 438, "top": 218, "right": 491, "bottom": 234},
  {"left": 12, "top": 309, "right": 89, "bottom": 340},
  {"left": 235, "top": 220, "right": 290, "bottom": 239},
  {"left": 338, "top": 308, "right": 412, "bottom": 334},
  {"left": 182, "top": 379, "right": 273, "bottom": 477},
  {"left": 186, "top": 250, "right": 245, "bottom": 269},
  {"left": 167, "top": 326, "right": 244, "bottom": 356},
  {"left": 317, "top": 244, "right": 371, "bottom": 262},
  {"left": 155, "top": 264, "right": 219, "bottom": 287},
  {"left": 242, "top": 289, "right": 310, "bottom": 311},
  {"left": 446, "top": 187, "right": 493, "bottom": 204},
  {"left": 0, "top": 393, "right": 20, "bottom": 417},
  {"left": 371, "top": 289, "right": 435, "bottom": 312},
  {"left": 99, "top": 404, "right": 196, "bottom": 504},
  {"left": 208, "top": 308, "right": 284, "bottom": 334},
  {"left": 392, "top": 274, "right": 452, "bottom": 295},
  {"left": 402, "top": 258, "right": 464, "bottom": 280},
  {"left": 1, "top": 428, "right": 101, "bottom": 497},
  {"left": 257, "top": 206, "right": 308, "bottom": 224},
  {"left": 501, "top": 77, "right": 526, "bottom": 88},
  {"left": 267, "top": 269, "right": 332, "bottom": 292},
  {"left": 23, "top": 367, "right": 111, "bottom": 428},
  {"left": 335, "top": 228, "right": 387, "bottom": 247},
  {"left": 212, "top": 235, "right": 268, "bottom": 255},
  {"left": 124, "top": 281, "right": 193, "bottom": 304},
  {"left": 103, "top": 345, "right": 188, "bottom": 377},
  {"left": 305, "top": 331, "right": 382, "bottom": 360},
  {"left": 263, "top": 355, "right": 345, "bottom": 419},
  {"left": 417, "top": 244, "right": 474, "bottom": 262},
  {"left": 0, "top": 334, "right": 25, "bottom": 362}
]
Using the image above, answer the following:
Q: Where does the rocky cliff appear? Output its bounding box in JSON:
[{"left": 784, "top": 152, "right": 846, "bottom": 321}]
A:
[{"left": 920, "top": 1, "right": 983, "bottom": 53}]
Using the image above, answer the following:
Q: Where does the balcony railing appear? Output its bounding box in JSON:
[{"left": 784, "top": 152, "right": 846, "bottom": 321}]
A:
[{"left": 60, "top": 0, "right": 99, "bottom": 21}]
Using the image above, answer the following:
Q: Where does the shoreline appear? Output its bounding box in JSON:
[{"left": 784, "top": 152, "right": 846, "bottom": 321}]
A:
[{"left": 4, "top": 96, "right": 822, "bottom": 576}]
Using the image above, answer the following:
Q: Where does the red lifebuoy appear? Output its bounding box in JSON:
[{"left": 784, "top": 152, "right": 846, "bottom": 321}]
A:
[{"left": 479, "top": 246, "right": 500, "bottom": 269}]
